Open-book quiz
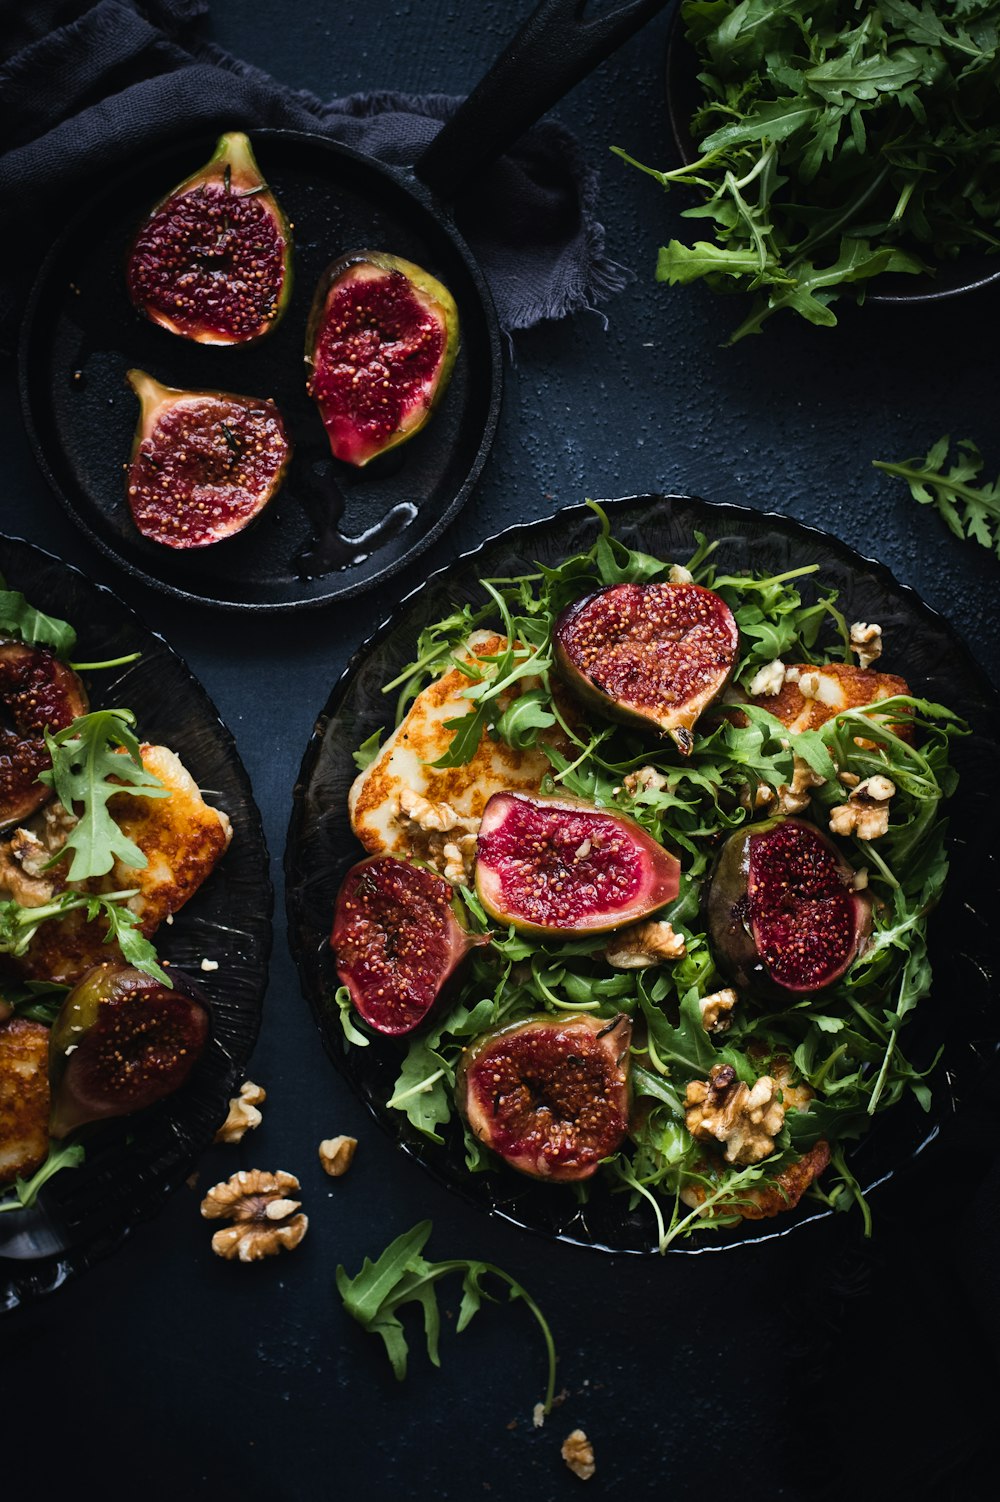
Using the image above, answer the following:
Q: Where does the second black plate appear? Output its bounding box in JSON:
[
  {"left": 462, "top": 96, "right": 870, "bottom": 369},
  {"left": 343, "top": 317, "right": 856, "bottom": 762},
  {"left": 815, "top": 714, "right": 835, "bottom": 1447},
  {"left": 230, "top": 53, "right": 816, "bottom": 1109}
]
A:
[{"left": 286, "top": 494, "right": 1000, "bottom": 1256}]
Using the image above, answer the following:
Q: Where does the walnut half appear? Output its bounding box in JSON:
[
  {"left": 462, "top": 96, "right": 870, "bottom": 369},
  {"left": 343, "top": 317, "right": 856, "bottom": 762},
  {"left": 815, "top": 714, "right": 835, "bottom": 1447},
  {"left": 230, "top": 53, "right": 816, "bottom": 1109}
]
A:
[
  {"left": 828, "top": 774, "right": 896, "bottom": 841},
  {"left": 200, "top": 1169, "right": 308, "bottom": 1261},
  {"left": 685, "top": 1065, "right": 785, "bottom": 1165}
]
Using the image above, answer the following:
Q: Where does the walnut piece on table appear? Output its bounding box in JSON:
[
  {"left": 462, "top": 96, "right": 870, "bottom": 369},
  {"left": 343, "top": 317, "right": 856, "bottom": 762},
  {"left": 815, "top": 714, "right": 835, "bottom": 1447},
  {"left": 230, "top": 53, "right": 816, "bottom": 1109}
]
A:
[
  {"left": 685, "top": 1064, "right": 785, "bottom": 1165},
  {"left": 561, "top": 1429, "right": 596, "bottom": 1481},
  {"left": 214, "top": 1080, "right": 266, "bottom": 1144},
  {"left": 200, "top": 1169, "right": 307, "bottom": 1261},
  {"left": 318, "top": 1135, "right": 358, "bottom": 1177}
]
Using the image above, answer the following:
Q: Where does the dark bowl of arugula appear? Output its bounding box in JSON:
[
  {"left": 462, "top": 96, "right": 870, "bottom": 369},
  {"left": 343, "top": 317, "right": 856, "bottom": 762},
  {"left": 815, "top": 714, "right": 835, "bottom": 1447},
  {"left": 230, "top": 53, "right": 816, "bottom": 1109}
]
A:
[
  {"left": 286, "top": 493, "right": 1000, "bottom": 1256},
  {"left": 632, "top": 0, "right": 1000, "bottom": 341}
]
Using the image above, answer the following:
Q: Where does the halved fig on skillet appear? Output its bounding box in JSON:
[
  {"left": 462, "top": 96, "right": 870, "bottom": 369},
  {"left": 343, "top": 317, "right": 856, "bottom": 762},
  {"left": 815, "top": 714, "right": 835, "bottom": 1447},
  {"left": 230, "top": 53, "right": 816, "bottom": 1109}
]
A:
[
  {"left": 475, "top": 791, "right": 680, "bottom": 937},
  {"left": 457, "top": 1012, "right": 632, "bottom": 1181},
  {"left": 554, "top": 581, "right": 738, "bottom": 753},
  {"left": 126, "top": 131, "right": 292, "bottom": 344},
  {"left": 331, "top": 855, "right": 488, "bottom": 1037},
  {"left": 706, "top": 817, "right": 872, "bottom": 995},
  {"left": 0, "top": 641, "right": 87, "bottom": 829},
  {"left": 305, "top": 250, "right": 459, "bottom": 466},
  {"left": 125, "top": 369, "right": 290, "bottom": 548}
]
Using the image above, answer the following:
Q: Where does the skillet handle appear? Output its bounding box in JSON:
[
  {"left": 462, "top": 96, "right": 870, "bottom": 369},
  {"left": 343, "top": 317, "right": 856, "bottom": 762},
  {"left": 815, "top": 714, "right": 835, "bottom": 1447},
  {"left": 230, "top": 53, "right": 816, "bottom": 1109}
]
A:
[{"left": 414, "top": 0, "right": 673, "bottom": 201}]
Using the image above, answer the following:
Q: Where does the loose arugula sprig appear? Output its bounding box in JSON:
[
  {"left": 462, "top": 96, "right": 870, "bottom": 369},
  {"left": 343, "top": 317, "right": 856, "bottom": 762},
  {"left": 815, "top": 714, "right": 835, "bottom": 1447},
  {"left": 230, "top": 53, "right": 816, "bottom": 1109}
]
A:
[
  {"left": 40, "top": 709, "right": 168, "bottom": 882},
  {"left": 351, "top": 505, "right": 963, "bottom": 1246},
  {"left": 336, "top": 1220, "right": 557, "bottom": 1412},
  {"left": 875, "top": 436, "right": 1000, "bottom": 558},
  {"left": 615, "top": 0, "right": 1000, "bottom": 340}
]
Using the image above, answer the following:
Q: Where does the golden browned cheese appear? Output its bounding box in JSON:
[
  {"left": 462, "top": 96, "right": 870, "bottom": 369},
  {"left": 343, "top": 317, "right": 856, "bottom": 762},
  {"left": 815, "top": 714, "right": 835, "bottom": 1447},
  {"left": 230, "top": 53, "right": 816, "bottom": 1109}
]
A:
[
  {"left": 0, "top": 1017, "right": 50, "bottom": 1186},
  {"left": 685, "top": 1140, "right": 832, "bottom": 1221},
  {"left": 734, "top": 1140, "right": 832, "bottom": 1219},
  {"left": 349, "top": 632, "right": 568, "bottom": 857},
  {"left": 746, "top": 663, "right": 912, "bottom": 739},
  {"left": 11, "top": 744, "right": 232, "bottom": 985}
]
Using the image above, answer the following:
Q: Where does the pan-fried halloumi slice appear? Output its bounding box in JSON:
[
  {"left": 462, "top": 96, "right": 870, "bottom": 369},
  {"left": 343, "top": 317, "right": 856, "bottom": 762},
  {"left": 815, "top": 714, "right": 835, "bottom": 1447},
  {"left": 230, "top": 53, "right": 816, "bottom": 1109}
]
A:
[
  {"left": 0, "top": 1018, "right": 50, "bottom": 1186},
  {"left": 745, "top": 663, "right": 912, "bottom": 738},
  {"left": 109, "top": 744, "right": 232, "bottom": 934},
  {"left": 7, "top": 744, "right": 232, "bottom": 985},
  {"left": 350, "top": 632, "right": 567, "bottom": 869}
]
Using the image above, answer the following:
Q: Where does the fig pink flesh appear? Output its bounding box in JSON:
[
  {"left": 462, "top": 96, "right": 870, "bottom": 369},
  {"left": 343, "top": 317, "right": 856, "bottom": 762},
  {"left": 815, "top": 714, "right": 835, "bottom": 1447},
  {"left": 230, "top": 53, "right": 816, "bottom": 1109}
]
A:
[
  {"left": 52, "top": 988, "right": 209, "bottom": 1134},
  {"left": 462, "top": 1015, "right": 631, "bottom": 1181},
  {"left": 0, "top": 643, "right": 87, "bottom": 825},
  {"left": 127, "top": 182, "right": 286, "bottom": 341},
  {"left": 308, "top": 266, "right": 447, "bottom": 465},
  {"left": 476, "top": 793, "right": 679, "bottom": 934},
  {"left": 747, "top": 822, "right": 862, "bottom": 992},
  {"left": 332, "top": 856, "right": 478, "bottom": 1036},
  {"left": 128, "top": 395, "right": 289, "bottom": 548},
  {"left": 557, "top": 582, "right": 738, "bottom": 731}
]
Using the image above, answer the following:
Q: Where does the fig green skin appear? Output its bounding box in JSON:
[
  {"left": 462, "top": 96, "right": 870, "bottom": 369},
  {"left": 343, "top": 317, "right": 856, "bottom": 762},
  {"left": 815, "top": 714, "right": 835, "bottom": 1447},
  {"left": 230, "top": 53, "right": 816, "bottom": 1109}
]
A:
[
  {"left": 706, "top": 816, "right": 872, "bottom": 996},
  {"left": 304, "top": 250, "right": 460, "bottom": 467},
  {"left": 474, "top": 791, "right": 681, "bottom": 938},
  {"left": 553, "top": 583, "right": 739, "bottom": 755},
  {"left": 127, "top": 131, "right": 293, "bottom": 344},
  {"left": 456, "top": 1012, "right": 632, "bottom": 1182},
  {"left": 48, "top": 962, "right": 210, "bottom": 1139}
]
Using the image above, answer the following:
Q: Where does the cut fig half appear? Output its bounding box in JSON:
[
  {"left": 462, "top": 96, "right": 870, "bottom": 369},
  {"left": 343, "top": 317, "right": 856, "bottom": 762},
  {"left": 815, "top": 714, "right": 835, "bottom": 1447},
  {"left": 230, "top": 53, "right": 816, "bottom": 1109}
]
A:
[
  {"left": 48, "top": 963, "right": 210, "bottom": 1139},
  {"left": 475, "top": 791, "right": 680, "bottom": 937},
  {"left": 706, "top": 817, "right": 872, "bottom": 995},
  {"left": 457, "top": 1012, "right": 632, "bottom": 1182},
  {"left": 305, "top": 250, "right": 459, "bottom": 466},
  {"left": 331, "top": 855, "right": 488, "bottom": 1037},
  {"left": 555, "top": 582, "right": 739, "bottom": 754},
  {"left": 0, "top": 640, "right": 88, "bottom": 829},
  {"left": 125, "top": 369, "right": 291, "bottom": 549},
  {"left": 126, "top": 131, "right": 292, "bottom": 344}
]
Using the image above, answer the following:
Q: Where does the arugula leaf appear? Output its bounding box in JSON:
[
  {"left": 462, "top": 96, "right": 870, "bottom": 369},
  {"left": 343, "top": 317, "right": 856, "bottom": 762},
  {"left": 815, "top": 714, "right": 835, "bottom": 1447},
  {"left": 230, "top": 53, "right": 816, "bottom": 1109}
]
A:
[
  {"left": 0, "top": 890, "right": 171, "bottom": 987},
  {"left": 39, "top": 709, "right": 168, "bottom": 881},
  {"left": 351, "top": 729, "right": 384, "bottom": 772},
  {"left": 0, "top": 575, "right": 76, "bottom": 655},
  {"left": 386, "top": 1040, "right": 452, "bottom": 1143},
  {"left": 336, "top": 1220, "right": 557, "bottom": 1410},
  {"left": 0, "top": 1141, "right": 85, "bottom": 1213},
  {"left": 875, "top": 435, "right": 1000, "bottom": 557}
]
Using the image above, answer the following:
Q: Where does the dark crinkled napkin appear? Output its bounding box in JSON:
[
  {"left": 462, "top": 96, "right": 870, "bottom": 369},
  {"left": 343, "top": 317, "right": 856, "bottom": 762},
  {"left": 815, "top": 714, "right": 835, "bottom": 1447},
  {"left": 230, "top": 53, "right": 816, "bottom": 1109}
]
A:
[{"left": 0, "top": 0, "right": 627, "bottom": 355}]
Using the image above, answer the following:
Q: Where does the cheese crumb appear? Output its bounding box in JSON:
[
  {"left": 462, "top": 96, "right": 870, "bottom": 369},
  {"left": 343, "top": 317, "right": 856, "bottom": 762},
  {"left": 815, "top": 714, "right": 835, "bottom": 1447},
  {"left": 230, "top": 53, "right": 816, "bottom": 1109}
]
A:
[{"left": 200, "top": 957, "right": 219, "bottom": 972}]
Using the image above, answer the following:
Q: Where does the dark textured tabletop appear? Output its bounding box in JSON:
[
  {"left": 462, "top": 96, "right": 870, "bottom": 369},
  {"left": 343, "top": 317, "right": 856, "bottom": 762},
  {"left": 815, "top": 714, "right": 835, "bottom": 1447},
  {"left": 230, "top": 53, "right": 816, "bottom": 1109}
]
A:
[{"left": 3, "top": 2, "right": 999, "bottom": 1498}]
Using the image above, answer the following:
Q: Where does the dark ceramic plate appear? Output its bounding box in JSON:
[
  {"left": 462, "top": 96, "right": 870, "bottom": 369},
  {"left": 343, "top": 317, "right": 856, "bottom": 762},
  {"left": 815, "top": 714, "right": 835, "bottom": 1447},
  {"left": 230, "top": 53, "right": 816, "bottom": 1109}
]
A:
[
  {"left": 285, "top": 495, "right": 1000, "bottom": 1255},
  {"left": 18, "top": 128, "right": 499, "bottom": 612},
  {"left": 664, "top": 17, "right": 1000, "bottom": 304},
  {"left": 0, "top": 537, "right": 272, "bottom": 1310}
]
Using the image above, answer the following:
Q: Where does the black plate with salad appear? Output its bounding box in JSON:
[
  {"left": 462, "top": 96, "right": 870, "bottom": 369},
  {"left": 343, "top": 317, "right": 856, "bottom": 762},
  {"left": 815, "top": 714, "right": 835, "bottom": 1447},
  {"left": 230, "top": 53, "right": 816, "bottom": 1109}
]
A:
[
  {"left": 286, "top": 494, "right": 999, "bottom": 1255},
  {"left": 0, "top": 537, "right": 271, "bottom": 1311}
]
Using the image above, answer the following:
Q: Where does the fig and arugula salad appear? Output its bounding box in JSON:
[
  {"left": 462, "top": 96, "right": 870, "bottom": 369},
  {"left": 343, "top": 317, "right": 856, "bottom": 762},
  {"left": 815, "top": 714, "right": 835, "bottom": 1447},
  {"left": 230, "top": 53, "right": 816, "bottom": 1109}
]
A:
[{"left": 329, "top": 504, "right": 964, "bottom": 1250}]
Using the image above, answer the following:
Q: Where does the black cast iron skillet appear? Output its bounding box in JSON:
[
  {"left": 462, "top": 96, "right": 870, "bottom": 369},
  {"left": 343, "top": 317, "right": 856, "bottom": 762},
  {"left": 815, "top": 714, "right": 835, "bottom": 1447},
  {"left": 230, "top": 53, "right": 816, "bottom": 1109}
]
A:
[
  {"left": 19, "top": 0, "right": 671, "bottom": 613},
  {"left": 663, "top": 9, "right": 1000, "bottom": 305}
]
